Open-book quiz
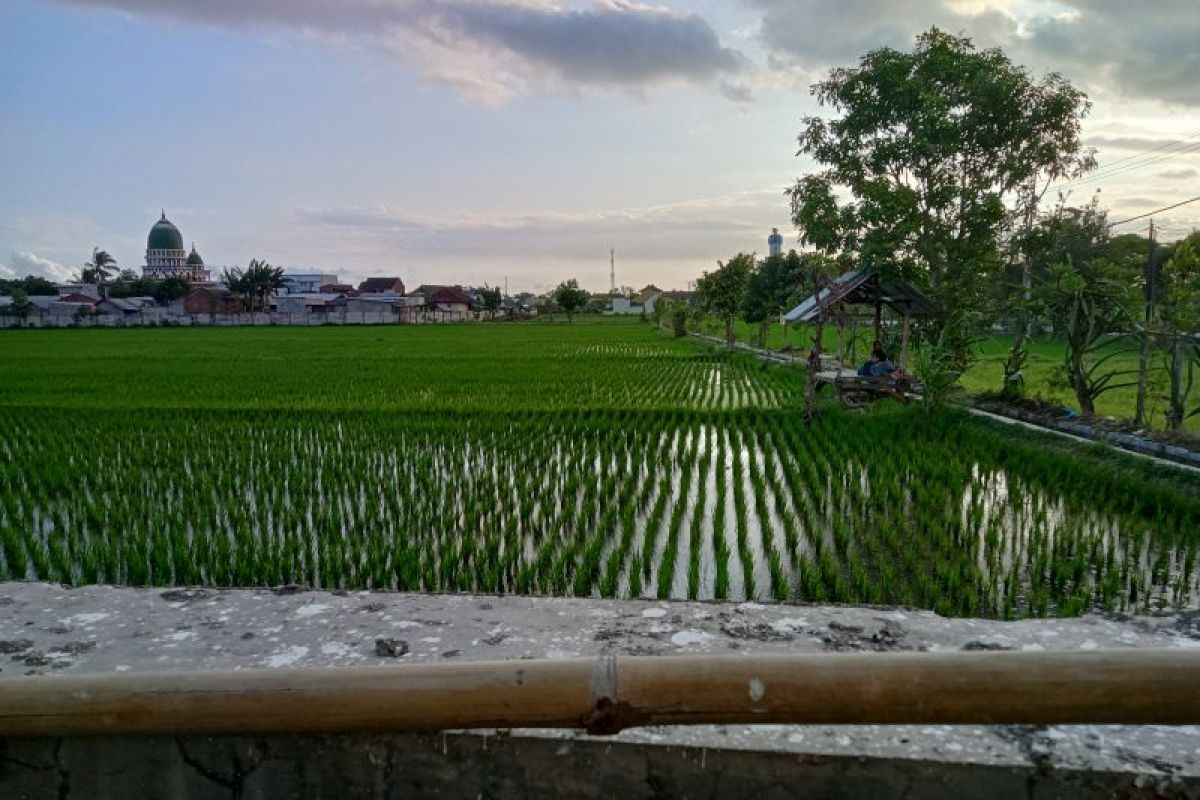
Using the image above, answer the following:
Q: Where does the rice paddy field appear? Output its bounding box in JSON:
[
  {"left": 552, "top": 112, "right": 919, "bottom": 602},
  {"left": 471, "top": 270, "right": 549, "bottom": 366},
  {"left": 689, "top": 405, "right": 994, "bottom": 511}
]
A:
[{"left": 2, "top": 321, "right": 1199, "bottom": 618}]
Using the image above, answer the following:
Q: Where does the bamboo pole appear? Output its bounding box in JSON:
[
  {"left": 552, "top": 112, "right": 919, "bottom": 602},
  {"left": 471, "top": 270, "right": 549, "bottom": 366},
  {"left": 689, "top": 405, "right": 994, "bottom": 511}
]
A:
[{"left": 3, "top": 651, "right": 1199, "bottom": 738}]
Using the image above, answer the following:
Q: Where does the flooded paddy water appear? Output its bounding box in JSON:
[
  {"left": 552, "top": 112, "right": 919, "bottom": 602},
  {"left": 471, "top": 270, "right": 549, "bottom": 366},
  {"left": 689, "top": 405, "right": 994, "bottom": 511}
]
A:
[{"left": 2, "top": 323, "right": 1197, "bottom": 618}]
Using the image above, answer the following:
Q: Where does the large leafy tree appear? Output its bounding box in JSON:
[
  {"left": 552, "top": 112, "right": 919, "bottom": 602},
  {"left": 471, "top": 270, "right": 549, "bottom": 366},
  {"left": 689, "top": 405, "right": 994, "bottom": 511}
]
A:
[
  {"left": 789, "top": 28, "right": 1095, "bottom": 312},
  {"left": 741, "top": 251, "right": 805, "bottom": 348},
  {"left": 477, "top": 285, "right": 502, "bottom": 315},
  {"left": 696, "top": 253, "right": 754, "bottom": 347},
  {"left": 553, "top": 279, "right": 588, "bottom": 322}
]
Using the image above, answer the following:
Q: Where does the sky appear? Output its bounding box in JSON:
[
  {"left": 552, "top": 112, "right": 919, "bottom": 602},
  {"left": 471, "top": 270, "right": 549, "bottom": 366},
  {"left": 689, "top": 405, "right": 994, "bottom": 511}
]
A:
[{"left": 2, "top": 0, "right": 1199, "bottom": 294}]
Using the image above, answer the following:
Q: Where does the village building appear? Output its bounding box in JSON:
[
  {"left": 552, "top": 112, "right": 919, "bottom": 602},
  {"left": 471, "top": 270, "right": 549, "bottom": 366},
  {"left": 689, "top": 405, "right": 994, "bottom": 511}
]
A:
[
  {"left": 281, "top": 272, "right": 339, "bottom": 294},
  {"left": 273, "top": 292, "right": 348, "bottom": 314},
  {"left": 357, "top": 277, "right": 406, "bottom": 296},
  {"left": 409, "top": 285, "right": 473, "bottom": 320},
  {"left": 180, "top": 286, "right": 242, "bottom": 315}
]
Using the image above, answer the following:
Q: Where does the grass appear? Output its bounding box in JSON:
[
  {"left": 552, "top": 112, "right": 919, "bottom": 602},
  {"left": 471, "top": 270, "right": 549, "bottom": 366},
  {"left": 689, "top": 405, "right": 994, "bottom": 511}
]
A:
[
  {"left": 1, "top": 320, "right": 1198, "bottom": 617},
  {"left": 692, "top": 317, "right": 1192, "bottom": 431}
]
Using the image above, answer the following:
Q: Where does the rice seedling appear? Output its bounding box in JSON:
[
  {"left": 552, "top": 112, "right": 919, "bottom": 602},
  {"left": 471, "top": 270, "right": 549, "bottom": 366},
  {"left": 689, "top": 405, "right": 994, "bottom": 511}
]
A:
[{"left": 1, "top": 322, "right": 1198, "bottom": 618}]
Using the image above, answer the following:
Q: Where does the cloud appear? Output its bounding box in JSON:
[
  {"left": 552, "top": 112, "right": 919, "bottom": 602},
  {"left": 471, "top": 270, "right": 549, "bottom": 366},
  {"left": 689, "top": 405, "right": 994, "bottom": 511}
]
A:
[
  {"left": 1157, "top": 168, "right": 1199, "bottom": 180},
  {"left": 1020, "top": 0, "right": 1200, "bottom": 106},
  {"left": 747, "top": 0, "right": 1200, "bottom": 107},
  {"left": 295, "top": 187, "right": 790, "bottom": 262},
  {"left": 2, "top": 251, "right": 75, "bottom": 282},
  {"left": 718, "top": 81, "right": 754, "bottom": 105},
  {"left": 746, "top": 0, "right": 1016, "bottom": 72},
  {"left": 61, "top": 0, "right": 744, "bottom": 103}
]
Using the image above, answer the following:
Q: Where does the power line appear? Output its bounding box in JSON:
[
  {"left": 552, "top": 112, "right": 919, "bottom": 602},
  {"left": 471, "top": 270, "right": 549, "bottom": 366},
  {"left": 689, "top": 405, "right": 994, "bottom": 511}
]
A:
[
  {"left": 1054, "top": 140, "right": 1200, "bottom": 190},
  {"left": 1085, "top": 128, "right": 1200, "bottom": 171},
  {"left": 1108, "top": 194, "right": 1200, "bottom": 228}
]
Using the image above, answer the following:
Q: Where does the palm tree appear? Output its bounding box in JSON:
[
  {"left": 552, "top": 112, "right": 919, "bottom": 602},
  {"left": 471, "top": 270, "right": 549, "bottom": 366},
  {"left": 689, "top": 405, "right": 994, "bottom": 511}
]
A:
[
  {"left": 83, "top": 248, "right": 117, "bottom": 299},
  {"left": 220, "top": 267, "right": 251, "bottom": 310},
  {"left": 245, "top": 259, "right": 286, "bottom": 312}
]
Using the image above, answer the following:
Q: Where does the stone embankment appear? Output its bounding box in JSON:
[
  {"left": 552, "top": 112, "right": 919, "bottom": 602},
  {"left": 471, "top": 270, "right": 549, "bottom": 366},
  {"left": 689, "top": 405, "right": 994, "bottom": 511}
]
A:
[{"left": 2, "top": 583, "right": 1199, "bottom": 798}]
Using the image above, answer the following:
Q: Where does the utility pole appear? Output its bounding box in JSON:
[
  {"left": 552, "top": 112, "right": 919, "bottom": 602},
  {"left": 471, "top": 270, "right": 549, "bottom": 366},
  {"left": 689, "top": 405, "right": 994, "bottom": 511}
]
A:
[
  {"left": 504, "top": 276, "right": 508, "bottom": 297},
  {"left": 1133, "top": 219, "right": 1156, "bottom": 429},
  {"left": 610, "top": 248, "right": 615, "bottom": 294}
]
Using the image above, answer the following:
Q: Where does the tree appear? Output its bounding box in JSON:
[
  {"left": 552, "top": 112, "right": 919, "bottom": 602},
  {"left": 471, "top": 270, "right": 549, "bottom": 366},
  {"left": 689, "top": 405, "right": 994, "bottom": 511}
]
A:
[
  {"left": 1158, "top": 242, "right": 1200, "bottom": 430},
  {"left": 1004, "top": 196, "right": 1114, "bottom": 398},
  {"left": 696, "top": 253, "right": 754, "bottom": 347},
  {"left": 225, "top": 260, "right": 285, "bottom": 312},
  {"left": 83, "top": 248, "right": 118, "bottom": 299},
  {"left": 4, "top": 288, "right": 31, "bottom": 325},
  {"left": 478, "top": 286, "right": 502, "bottom": 316},
  {"left": 0, "top": 275, "right": 58, "bottom": 297},
  {"left": 650, "top": 296, "right": 667, "bottom": 330},
  {"left": 1035, "top": 258, "right": 1136, "bottom": 416},
  {"left": 789, "top": 28, "right": 1094, "bottom": 314},
  {"left": 553, "top": 279, "right": 588, "bottom": 322},
  {"left": 221, "top": 267, "right": 252, "bottom": 310},
  {"left": 249, "top": 259, "right": 286, "bottom": 312},
  {"left": 153, "top": 276, "right": 191, "bottom": 305},
  {"left": 802, "top": 255, "right": 838, "bottom": 420},
  {"left": 741, "top": 252, "right": 803, "bottom": 348}
]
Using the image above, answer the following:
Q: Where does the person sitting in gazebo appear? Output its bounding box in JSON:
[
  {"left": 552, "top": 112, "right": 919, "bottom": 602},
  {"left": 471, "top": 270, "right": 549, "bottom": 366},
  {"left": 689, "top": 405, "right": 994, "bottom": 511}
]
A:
[{"left": 858, "top": 343, "right": 897, "bottom": 378}]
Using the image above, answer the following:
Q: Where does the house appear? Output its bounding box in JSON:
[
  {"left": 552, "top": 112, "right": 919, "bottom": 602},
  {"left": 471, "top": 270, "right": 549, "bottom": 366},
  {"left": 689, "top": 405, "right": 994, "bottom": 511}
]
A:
[
  {"left": 410, "top": 285, "right": 473, "bottom": 319},
  {"left": 609, "top": 296, "right": 641, "bottom": 315},
  {"left": 281, "top": 272, "right": 339, "bottom": 294},
  {"left": 54, "top": 283, "right": 101, "bottom": 300},
  {"left": 346, "top": 294, "right": 423, "bottom": 321},
  {"left": 357, "top": 277, "right": 406, "bottom": 296},
  {"left": 26, "top": 296, "right": 58, "bottom": 316},
  {"left": 181, "top": 287, "right": 243, "bottom": 314},
  {"left": 52, "top": 293, "right": 101, "bottom": 315},
  {"left": 97, "top": 298, "right": 146, "bottom": 316},
  {"left": 273, "top": 292, "right": 347, "bottom": 314}
]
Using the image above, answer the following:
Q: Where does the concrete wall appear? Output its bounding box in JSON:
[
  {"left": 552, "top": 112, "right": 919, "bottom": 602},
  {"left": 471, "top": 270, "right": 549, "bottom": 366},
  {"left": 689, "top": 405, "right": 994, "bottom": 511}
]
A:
[
  {"left": 3, "top": 730, "right": 1180, "bottom": 800},
  {"left": 2, "top": 583, "right": 1198, "bottom": 798}
]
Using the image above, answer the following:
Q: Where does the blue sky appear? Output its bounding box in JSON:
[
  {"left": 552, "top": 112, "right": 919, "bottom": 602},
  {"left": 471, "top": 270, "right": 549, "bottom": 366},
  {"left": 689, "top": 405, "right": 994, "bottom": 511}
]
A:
[{"left": 3, "top": 0, "right": 1199, "bottom": 292}]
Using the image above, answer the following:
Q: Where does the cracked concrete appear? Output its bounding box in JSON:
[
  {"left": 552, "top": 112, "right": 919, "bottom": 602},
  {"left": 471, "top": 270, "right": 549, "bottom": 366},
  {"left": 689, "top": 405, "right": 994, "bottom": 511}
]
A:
[{"left": 2, "top": 582, "right": 1200, "bottom": 798}]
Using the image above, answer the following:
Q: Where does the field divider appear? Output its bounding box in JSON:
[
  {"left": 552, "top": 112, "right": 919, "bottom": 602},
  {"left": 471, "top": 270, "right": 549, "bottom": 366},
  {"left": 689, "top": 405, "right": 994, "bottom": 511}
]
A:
[{"left": 3, "top": 650, "right": 1199, "bottom": 737}]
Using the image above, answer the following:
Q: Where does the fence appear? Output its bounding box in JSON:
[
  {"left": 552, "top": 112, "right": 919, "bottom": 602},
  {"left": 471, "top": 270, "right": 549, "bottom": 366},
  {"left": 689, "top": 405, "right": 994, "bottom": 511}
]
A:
[{"left": 0, "top": 309, "right": 517, "bottom": 329}]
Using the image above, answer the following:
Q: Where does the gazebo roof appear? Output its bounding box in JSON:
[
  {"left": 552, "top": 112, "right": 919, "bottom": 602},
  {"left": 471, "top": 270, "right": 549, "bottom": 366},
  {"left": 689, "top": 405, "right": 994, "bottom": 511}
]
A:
[{"left": 784, "top": 269, "right": 941, "bottom": 323}]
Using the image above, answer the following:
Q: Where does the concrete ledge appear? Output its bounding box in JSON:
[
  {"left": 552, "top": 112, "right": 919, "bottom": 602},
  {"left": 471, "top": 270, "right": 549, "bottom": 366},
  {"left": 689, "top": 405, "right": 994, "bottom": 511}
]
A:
[{"left": 2, "top": 583, "right": 1199, "bottom": 798}]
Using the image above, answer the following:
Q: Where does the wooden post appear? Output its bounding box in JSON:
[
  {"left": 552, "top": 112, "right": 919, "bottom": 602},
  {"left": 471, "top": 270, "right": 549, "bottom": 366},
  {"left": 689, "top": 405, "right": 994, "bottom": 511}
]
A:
[
  {"left": 900, "top": 310, "right": 911, "bottom": 369},
  {"left": 2, "top": 651, "right": 1199, "bottom": 738}
]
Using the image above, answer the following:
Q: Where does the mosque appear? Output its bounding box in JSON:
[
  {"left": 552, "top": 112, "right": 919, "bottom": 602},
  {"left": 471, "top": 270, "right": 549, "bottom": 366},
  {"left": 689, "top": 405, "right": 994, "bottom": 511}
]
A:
[{"left": 142, "top": 212, "right": 210, "bottom": 282}]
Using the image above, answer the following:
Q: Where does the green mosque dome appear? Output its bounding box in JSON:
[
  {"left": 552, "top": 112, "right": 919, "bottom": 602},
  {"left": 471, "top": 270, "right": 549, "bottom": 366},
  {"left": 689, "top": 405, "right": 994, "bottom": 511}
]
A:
[{"left": 147, "top": 212, "right": 185, "bottom": 252}]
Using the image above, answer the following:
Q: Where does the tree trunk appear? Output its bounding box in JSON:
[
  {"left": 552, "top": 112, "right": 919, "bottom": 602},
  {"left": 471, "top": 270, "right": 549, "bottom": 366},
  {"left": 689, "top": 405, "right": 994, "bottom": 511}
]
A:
[
  {"left": 806, "top": 265, "right": 826, "bottom": 422},
  {"left": 1072, "top": 352, "right": 1094, "bottom": 417},
  {"left": 724, "top": 315, "right": 734, "bottom": 348},
  {"left": 806, "top": 321, "right": 823, "bottom": 423},
  {"left": 1134, "top": 327, "right": 1152, "bottom": 428},
  {"left": 1168, "top": 339, "right": 1186, "bottom": 431},
  {"left": 758, "top": 321, "right": 768, "bottom": 350},
  {"left": 1003, "top": 328, "right": 1025, "bottom": 397},
  {"left": 1135, "top": 222, "right": 1156, "bottom": 428}
]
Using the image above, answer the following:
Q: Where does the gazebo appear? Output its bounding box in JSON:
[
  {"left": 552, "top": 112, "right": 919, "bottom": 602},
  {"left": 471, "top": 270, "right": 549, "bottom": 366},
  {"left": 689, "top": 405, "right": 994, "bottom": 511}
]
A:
[{"left": 783, "top": 269, "right": 941, "bottom": 369}]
